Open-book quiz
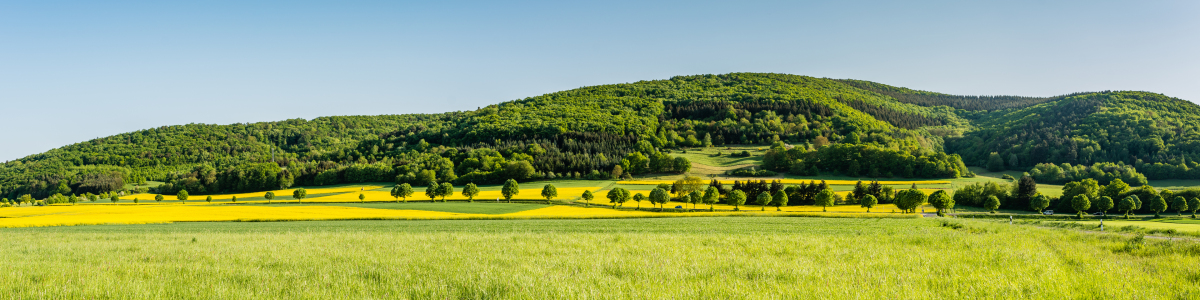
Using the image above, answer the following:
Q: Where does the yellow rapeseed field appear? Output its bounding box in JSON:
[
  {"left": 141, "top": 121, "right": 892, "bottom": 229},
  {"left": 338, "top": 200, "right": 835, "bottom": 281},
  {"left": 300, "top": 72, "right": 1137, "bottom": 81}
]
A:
[
  {"left": 0, "top": 205, "right": 472, "bottom": 228},
  {"left": 607, "top": 188, "right": 944, "bottom": 200},
  {"left": 359, "top": 187, "right": 600, "bottom": 202},
  {"left": 119, "top": 187, "right": 601, "bottom": 203},
  {"left": 0, "top": 201, "right": 920, "bottom": 228},
  {"left": 0, "top": 181, "right": 945, "bottom": 228},
  {"left": 117, "top": 186, "right": 386, "bottom": 201},
  {"left": 618, "top": 179, "right": 950, "bottom": 185}
]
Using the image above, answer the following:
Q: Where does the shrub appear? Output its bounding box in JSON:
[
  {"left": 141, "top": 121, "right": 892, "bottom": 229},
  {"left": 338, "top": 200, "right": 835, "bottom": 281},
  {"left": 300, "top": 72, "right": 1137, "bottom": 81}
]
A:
[{"left": 726, "top": 167, "right": 777, "bottom": 177}]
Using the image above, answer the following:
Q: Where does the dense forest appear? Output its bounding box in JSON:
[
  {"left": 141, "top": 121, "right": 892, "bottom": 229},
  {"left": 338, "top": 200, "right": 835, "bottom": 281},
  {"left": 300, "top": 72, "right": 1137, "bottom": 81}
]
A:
[
  {"left": 947, "top": 92, "right": 1200, "bottom": 176},
  {"left": 2, "top": 73, "right": 1198, "bottom": 199}
]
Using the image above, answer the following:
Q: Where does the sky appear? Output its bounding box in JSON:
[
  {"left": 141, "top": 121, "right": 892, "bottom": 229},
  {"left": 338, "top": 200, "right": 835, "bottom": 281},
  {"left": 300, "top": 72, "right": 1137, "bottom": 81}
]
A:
[{"left": 1, "top": 0, "right": 1198, "bottom": 161}]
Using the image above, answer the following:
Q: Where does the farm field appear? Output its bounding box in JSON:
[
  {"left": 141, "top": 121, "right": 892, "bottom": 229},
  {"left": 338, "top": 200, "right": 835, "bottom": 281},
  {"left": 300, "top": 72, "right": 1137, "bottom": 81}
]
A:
[
  {"left": 1, "top": 217, "right": 1197, "bottom": 299},
  {"left": 1046, "top": 218, "right": 1200, "bottom": 234},
  {"left": 0, "top": 200, "right": 920, "bottom": 228},
  {"left": 7, "top": 163, "right": 1005, "bottom": 229}
]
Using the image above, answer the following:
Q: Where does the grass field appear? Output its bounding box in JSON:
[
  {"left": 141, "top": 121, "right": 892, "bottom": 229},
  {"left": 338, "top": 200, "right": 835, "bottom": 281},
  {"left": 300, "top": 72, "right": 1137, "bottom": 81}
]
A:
[
  {"left": 1, "top": 217, "right": 1197, "bottom": 299},
  {"left": 1046, "top": 217, "right": 1200, "bottom": 234}
]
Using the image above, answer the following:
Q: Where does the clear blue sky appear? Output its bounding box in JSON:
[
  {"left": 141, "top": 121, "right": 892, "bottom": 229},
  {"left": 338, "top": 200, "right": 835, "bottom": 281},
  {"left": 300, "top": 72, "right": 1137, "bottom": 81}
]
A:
[{"left": 2, "top": 0, "right": 1197, "bottom": 161}]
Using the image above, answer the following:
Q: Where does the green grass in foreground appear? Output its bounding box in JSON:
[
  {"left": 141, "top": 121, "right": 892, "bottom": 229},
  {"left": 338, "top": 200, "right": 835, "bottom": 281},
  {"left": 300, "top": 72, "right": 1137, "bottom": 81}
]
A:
[{"left": 2, "top": 217, "right": 1198, "bottom": 299}]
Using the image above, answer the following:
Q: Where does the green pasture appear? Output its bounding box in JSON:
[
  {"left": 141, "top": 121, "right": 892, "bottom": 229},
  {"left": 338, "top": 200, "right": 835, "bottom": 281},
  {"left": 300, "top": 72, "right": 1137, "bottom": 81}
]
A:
[{"left": 2, "top": 217, "right": 1197, "bottom": 298}]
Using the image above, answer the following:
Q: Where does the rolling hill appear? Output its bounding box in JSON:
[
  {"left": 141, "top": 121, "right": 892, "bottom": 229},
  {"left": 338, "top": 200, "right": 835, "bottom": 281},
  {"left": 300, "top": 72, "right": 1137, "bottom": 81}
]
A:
[{"left": 2, "top": 73, "right": 1196, "bottom": 199}]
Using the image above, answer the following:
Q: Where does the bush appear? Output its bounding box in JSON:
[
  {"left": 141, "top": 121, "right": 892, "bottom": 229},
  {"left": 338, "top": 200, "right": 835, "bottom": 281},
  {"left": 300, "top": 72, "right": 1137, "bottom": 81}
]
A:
[{"left": 726, "top": 167, "right": 777, "bottom": 177}]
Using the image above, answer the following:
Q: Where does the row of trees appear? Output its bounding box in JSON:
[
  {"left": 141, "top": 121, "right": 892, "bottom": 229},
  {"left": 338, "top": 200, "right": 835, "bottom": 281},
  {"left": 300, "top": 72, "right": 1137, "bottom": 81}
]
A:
[
  {"left": 596, "top": 178, "right": 949, "bottom": 214},
  {"left": 953, "top": 176, "right": 1200, "bottom": 218}
]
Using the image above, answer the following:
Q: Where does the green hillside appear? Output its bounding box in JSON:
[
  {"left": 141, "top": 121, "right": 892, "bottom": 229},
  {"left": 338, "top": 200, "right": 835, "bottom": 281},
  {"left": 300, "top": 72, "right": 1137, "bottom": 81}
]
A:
[
  {"left": 947, "top": 91, "right": 1200, "bottom": 179},
  {"left": 2, "top": 73, "right": 1195, "bottom": 199}
]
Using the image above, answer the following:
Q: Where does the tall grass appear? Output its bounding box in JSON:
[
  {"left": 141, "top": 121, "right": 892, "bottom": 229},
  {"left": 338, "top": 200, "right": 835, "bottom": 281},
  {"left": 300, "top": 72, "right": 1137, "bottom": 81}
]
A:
[{"left": 1, "top": 217, "right": 1197, "bottom": 299}]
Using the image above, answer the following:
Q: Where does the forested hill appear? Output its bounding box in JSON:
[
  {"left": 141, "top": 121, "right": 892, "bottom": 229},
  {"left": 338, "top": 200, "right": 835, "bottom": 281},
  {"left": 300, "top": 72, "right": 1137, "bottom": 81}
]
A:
[
  {"left": 1, "top": 73, "right": 1195, "bottom": 199},
  {"left": 947, "top": 91, "right": 1200, "bottom": 180}
]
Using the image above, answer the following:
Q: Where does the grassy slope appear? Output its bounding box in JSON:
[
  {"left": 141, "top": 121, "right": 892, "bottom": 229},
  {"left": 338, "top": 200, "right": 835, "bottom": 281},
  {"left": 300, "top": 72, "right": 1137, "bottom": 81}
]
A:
[{"left": 1, "top": 217, "right": 1196, "bottom": 299}]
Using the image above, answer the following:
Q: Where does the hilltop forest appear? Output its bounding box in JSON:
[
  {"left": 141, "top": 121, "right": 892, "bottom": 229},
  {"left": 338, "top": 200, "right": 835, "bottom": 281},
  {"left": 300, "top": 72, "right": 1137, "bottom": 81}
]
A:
[{"left": 3, "top": 73, "right": 1198, "bottom": 199}]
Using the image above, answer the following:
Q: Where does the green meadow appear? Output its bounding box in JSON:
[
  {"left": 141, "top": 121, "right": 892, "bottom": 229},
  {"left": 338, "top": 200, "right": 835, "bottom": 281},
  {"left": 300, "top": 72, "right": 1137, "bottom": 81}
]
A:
[{"left": 2, "top": 217, "right": 1197, "bottom": 299}]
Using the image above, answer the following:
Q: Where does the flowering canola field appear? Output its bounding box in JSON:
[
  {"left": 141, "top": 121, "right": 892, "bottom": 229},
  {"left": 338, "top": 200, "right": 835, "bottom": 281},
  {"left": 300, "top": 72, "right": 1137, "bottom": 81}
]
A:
[
  {"left": 119, "top": 186, "right": 387, "bottom": 202},
  {"left": 309, "top": 187, "right": 601, "bottom": 202},
  {"left": 0, "top": 181, "right": 937, "bottom": 228},
  {"left": 0, "top": 201, "right": 919, "bottom": 228}
]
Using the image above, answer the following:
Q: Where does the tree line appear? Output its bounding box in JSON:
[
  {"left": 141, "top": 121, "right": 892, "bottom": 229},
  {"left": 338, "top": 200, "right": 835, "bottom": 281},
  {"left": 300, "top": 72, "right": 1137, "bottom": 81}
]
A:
[{"left": 953, "top": 176, "right": 1200, "bottom": 218}]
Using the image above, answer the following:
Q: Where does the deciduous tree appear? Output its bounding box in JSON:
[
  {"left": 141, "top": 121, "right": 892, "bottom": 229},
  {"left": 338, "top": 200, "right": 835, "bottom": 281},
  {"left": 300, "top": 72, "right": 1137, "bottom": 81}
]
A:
[
  {"left": 462, "top": 183, "right": 480, "bottom": 202},
  {"left": 393, "top": 184, "right": 413, "bottom": 202},
  {"left": 606, "top": 187, "right": 630, "bottom": 208},
  {"left": 426, "top": 182, "right": 440, "bottom": 201},
  {"left": 502, "top": 179, "right": 520, "bottom": 203},
  {"left": 728, "top": 190, "right": 747, "bottom": 211},
  {"left": 1071, "top": 195, "right": 1091, "bottom": 218},
  {"left": 293, "top": 188, "right": 307, "bottom": 203},
  {"left": 703, "top": 187, "right": 719, "bottom": 211},
  {"left": 1119, "top": 195, "right": 1138, "bottom": 218},
  {"left": 755, "top": 192, "right": 771, "bottom": 211},
  {"left": 1148, "top": 195, "right": 1168, "bottom": 218},
  {"left": 689, "top": 190, "right": 703, "bottom": 210},
  {"left": 1171, "top": 196, "right": 1188, "bottom": 216},
  {"left": 771, "top": 190, "right": 788, "bottom": 211},
  {"left": 1188, "top": 198, "right": 1200, "bottom": 218},
  {"left": 815, "top": 188, "right": 835, "bottom": 212},
  {"left": 984, "top": 195, "right": 1001, "bottom": 213},
  {"left": 1101, "top": 179, "right": 1129, "bottom": 201},
  {"left": 861, "top": 194, "right": 878, "bottom": 212},
  {"left": 928, "top": 190, "right": 953, "bottom": 216},
  {"left": 439, "top": 182, "right": 454, "bottom": 202},
  {"left": 650, "top": 188, "right": 670, "bottom": 211},
  {"left": 541, "top": 184, "right": 557, "bottom": 204},
  {"left": 632, "top": 193, "right": 646, "bottom": 209},
  {"left": 1095, "top": 196, "right": 1114, "bottom": 216},
  {"left": 581, "top": 190, "right": 594, "bottom": 206}
]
